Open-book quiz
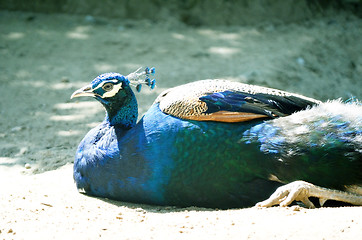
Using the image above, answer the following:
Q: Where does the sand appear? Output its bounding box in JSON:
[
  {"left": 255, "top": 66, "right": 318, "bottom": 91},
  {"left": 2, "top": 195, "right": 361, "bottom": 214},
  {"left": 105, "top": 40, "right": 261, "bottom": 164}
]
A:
[{"left": 0, "top": 10, "right": 361, "bottom": 239}]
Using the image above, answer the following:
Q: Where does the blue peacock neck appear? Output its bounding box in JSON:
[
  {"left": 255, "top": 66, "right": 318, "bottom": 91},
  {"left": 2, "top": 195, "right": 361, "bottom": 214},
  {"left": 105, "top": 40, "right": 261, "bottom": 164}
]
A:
[{"left": 101, "top": 87, "right": 138, "bottom": 129}]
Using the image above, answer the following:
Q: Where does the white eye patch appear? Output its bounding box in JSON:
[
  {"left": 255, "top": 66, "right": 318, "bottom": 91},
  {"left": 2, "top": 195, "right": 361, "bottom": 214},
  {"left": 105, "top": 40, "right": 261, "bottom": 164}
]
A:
[
  {"left": 93, "top": 80, "right": 123, "bottom": 98},
  {"left": 102, "top": 83, "right": 123, "bottom": 98}
]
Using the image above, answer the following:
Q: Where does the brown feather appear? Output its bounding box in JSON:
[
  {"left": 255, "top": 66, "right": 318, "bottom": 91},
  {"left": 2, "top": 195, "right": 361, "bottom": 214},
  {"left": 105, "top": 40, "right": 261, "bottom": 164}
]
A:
[
  {"left": 155, "top": 80, "right": 320, "bottom": 122},
  {"left": 182, "top": 111, "right": 269, "bottom": 123}
]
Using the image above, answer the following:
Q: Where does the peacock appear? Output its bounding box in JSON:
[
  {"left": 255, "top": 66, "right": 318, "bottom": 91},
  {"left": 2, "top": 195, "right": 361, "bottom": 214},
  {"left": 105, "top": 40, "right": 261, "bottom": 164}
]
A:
[{"left": 71, "top": 67, "right": 362, "bottom": 209}]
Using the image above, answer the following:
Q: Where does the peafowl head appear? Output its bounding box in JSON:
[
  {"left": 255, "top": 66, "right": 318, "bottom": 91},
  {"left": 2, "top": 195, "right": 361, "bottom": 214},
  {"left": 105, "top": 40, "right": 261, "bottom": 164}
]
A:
[{"left": 71, "top": 67, "right": 155, "bottom": 128}]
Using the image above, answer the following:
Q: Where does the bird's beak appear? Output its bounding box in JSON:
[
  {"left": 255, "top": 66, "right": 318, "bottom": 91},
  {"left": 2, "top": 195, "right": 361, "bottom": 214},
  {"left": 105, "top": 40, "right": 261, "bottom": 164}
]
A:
[{"left": 70, "top": 84, "right": 95, "bottom": 99}]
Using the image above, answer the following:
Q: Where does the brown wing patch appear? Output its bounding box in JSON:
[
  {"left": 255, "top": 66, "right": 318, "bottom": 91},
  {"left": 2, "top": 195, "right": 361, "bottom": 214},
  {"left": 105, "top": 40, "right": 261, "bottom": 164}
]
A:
[
  {"left": 183, "top": 111, "right": 269, "bottom": 123},
  {"left": 155, "top": 79, "right": 320, "bottom": 122}
]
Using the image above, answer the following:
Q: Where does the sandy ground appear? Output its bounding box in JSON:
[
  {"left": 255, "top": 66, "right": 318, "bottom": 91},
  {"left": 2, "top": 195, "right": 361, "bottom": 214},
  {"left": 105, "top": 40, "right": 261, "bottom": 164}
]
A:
[{"left": 1, "top": 10, "right": 361, "bottom": 239}]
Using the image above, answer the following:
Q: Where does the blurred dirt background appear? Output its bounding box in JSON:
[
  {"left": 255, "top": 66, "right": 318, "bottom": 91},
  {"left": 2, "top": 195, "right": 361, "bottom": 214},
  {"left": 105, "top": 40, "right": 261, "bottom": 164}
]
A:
[{"left": 0, "top": 1, "right": 361, "bottom": 239}]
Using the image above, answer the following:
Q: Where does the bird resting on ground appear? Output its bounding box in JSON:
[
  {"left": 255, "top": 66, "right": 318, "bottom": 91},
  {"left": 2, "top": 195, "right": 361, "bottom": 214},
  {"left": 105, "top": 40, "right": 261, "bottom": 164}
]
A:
[{"left": 71, "top": 67, "right": 362, "bottom": 209}]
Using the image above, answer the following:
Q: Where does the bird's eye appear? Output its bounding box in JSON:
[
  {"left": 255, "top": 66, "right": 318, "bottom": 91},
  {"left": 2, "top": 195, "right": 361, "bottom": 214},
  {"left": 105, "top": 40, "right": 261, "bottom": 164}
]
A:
[{"left": 102, "top": 83, "right": 114, "bottom": 91}]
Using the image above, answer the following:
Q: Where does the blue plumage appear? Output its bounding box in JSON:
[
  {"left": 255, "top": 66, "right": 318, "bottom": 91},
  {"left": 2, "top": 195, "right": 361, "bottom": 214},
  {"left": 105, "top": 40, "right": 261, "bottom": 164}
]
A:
[{"left": 71, "top": 68, "right": 362, "bottom": 208}]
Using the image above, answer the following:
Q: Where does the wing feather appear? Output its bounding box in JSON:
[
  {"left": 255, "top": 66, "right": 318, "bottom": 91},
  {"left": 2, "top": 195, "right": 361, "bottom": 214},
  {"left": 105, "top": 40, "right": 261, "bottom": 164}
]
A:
[{"left": 156, "top": 80, "right": 320, "bottom": 123}]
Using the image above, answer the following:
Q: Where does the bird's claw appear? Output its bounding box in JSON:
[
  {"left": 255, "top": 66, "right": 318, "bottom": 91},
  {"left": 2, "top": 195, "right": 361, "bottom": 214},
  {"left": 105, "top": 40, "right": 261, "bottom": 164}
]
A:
[
  {"left": 256, "top": 181, "right": 316, "bottom": 208},
  {"left": 257, "top": 180, "right": 362, "bottom": 208}
]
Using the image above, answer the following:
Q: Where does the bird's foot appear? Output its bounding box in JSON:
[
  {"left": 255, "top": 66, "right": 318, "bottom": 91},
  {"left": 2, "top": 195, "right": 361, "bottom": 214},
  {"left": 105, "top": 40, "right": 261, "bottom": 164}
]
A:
[
  {"left": 256, "top": 180, "right": 362, "bottom": 208},
  {"left": 256, "top": 181, "right": 317, "bottom": 208},
  {"left": 127, "top": 67, "right": 156, "bottom": 92}
]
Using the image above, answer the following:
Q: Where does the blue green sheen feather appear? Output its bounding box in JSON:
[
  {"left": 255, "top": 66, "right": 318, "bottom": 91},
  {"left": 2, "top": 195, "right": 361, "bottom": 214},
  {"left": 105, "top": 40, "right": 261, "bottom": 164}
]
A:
[{"left": 73, "top": 73, "right": 361, "bottom": 208}]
